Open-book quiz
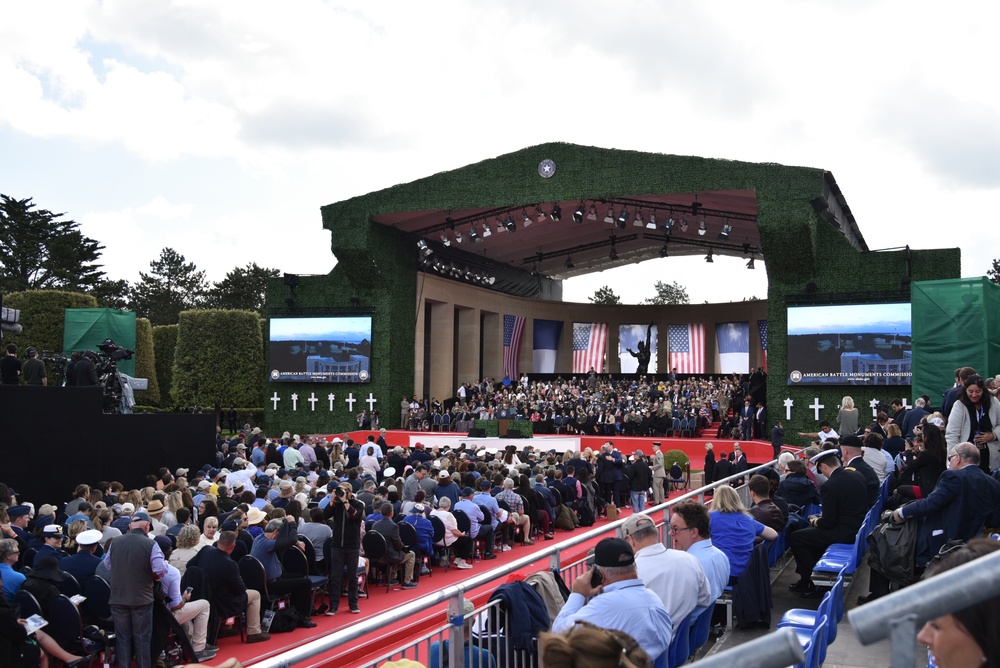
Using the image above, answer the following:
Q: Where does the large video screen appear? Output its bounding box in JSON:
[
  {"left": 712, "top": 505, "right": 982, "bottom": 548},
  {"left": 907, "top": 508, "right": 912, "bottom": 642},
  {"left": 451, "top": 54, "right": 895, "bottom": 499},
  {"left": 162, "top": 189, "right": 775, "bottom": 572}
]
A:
[
  {"left": 787, "top": 303, "right": 911, "bottom": 386},
  {"left": 269, "top": 316, "right": 372, "bottom": 383}
]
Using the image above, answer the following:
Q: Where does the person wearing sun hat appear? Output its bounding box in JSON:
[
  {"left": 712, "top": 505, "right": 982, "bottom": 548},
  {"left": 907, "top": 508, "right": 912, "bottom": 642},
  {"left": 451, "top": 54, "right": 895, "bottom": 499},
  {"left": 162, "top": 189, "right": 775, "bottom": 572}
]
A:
[{"left": 551, "top": 537, "right": 673, "bottom": 662}]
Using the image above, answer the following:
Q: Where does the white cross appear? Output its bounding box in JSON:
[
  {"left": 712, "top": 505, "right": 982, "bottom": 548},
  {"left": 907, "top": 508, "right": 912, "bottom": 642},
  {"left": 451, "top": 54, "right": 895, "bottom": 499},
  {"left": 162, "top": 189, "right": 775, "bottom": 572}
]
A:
[
  {"left": 366, "top": 393, "right": 377, "bottom": 411},
  {"left": 270, "top": 392, "right": 281, "bottom": 410},
  {"left": 308, "top": 393, "right": 318, "bottom": 411},
  {"left": 783, "top": 398, "right": 794, "bottom": 421},
  {"left": 291, "top": 393, "right": 298, "bottom": 411},
  {"left": 346, "top": 393, "right": 356, "bottom": 412},
  {"left": 809, "top": 398, "right": 825, "bottom": 421},
  {"left": 901, "top": 398, "right": 912, "bottom": 410},
  {"left": 327, "top": 393, "right": 336, "bottom": 411},
  {"left": 869, "top": 398, "right": 880, "bottom": 418}
]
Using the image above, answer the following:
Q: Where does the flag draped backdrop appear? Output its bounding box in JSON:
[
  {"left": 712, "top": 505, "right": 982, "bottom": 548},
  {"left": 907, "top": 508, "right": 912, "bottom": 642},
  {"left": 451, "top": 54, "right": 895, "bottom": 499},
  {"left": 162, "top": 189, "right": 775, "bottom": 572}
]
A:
[
  {"left": 572, "top": 322, "right": 607, "bottom": 373},
  {"left": 716, "top": 321, "right": 750, "bottom": 373},
  {"left": 758, "top": 319, "right": 769, "bottom": 372},
  {"left": 668, "top": 323, "right": 705, "bottom": 374},
  {"left": 503, "top": 314, "right": 525, "bottom": 379},
  {"left": 532, "top": 319, "right": 563, "bottom": 373}
]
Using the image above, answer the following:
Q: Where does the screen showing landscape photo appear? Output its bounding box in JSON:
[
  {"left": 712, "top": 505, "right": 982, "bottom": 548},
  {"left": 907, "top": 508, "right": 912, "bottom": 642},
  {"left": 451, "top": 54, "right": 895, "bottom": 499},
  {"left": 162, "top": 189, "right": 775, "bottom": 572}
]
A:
[
  {"left": 269, "top": 316, "right": 372, "bottom": 383},
  {"left": 786, "top": 303, "right": 912, "bottom": 386}
]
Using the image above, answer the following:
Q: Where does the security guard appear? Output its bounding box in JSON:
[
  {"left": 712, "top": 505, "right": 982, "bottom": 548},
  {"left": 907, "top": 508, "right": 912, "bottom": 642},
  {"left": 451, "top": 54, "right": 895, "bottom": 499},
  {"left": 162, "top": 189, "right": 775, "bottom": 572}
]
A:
[{"left": 788, "top": 449, "right": 868, "bottom": 596}]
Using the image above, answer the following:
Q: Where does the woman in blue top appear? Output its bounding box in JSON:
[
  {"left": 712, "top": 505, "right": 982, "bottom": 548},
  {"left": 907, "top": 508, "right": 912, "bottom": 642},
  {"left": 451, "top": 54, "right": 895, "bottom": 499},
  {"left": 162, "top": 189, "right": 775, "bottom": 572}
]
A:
[{"left": 709, "top": 485, "right": 778, "bottom": 580}]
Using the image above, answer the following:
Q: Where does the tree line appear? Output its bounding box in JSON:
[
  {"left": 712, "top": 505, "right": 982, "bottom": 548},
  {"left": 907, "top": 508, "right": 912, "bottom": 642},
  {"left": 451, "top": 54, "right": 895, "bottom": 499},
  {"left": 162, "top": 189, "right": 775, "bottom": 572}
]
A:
[{"left": 0, "top": 194, "right": 279, "bottom": 325}]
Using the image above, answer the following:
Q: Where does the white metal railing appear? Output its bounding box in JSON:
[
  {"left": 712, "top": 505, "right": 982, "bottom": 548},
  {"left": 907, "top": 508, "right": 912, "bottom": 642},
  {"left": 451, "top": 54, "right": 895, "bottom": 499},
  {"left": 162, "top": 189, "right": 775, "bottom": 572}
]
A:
[{"left": 252, "top": 461, "right": 777, "bottom": 668}]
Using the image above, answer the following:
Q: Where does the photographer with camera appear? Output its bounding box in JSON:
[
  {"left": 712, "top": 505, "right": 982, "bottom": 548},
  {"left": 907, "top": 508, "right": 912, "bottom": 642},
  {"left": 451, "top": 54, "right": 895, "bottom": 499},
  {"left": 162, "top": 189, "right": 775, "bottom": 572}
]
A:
[
  {"left": 71, "top": 350, "right": 99, "bottom": 386},
  {"left": 323, "top": 481, "right": 364, "bottom": 615}
]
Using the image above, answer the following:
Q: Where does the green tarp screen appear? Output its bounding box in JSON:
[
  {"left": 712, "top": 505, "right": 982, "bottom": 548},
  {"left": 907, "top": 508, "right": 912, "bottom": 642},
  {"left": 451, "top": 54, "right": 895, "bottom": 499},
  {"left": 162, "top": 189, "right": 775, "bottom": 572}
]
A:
[
  {"left": 911, "top": 277, "right": 1000, "bottom": 403},
  {"left": 62, "top": 308, "right": 137, "bottom": 376}
]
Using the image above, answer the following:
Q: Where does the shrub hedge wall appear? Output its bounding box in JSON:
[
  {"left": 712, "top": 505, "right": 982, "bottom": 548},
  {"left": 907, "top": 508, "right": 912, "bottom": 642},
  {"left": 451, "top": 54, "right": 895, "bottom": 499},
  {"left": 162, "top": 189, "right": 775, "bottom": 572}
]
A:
[
  {"left": 152, "top": 324, "right": 178, "bottom": 407},
  {"left": 133, "top": 317, "right": 160, "bottom": 406},
  {"left": 3, "top": 290, "right": 98, "bottom": 384},
  {"left": 173, "top": 310, "right": 263, "bottom": 409}
]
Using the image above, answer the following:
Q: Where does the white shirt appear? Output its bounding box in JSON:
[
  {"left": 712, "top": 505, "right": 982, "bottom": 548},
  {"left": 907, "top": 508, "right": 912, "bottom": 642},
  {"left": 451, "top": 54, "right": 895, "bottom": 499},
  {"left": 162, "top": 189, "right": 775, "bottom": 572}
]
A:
[
  {"left": 430, "top": 509, "right": 460, "bottom": 546},
  {"left": 635, "top": 542, "right": 712, "bottom": 624},
  {"left": 818, "top": 428, "right": 839, "bottom": 444}
]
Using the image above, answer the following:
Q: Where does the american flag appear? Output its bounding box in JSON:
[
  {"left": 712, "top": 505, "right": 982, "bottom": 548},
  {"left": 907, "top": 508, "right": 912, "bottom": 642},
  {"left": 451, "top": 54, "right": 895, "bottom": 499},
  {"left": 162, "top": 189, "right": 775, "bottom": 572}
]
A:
[
  {"left": 668, "top": 323, "right": 705, "bottom": 374},
  {"left": 758, "top": 319, "right": 769, "bottom": 372},
  {"left": 572, "top": 322, "right": 608, "bottom": 373},
  {"left": 503, "top": 314, "right": 525, "bottom": 379}
]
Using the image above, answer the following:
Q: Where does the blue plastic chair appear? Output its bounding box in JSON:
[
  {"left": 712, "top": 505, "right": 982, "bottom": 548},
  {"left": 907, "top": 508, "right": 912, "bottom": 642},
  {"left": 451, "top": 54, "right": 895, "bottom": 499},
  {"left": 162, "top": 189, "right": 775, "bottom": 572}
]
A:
[
  {"left": 668, "top": 611, "right": 694, "bottom": 668},
  {"left": 790, "top": 614, "right": 828, "bottom": 668},
  {"left": 687, "top": 605, "right": 715, "bottom": 659},
  {"left": 779, "top": 581, "right": 839, "bottom": 662}
]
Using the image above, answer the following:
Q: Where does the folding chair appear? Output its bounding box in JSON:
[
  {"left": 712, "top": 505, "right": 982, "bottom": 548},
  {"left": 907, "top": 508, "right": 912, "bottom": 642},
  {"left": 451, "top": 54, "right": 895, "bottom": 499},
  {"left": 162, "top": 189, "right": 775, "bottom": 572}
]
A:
[
  {"left": 238, "top": 555, "right": 291, "bottom": 613},
  {"left": 361, "top": 530, "right": 393, "bottom": 593}
]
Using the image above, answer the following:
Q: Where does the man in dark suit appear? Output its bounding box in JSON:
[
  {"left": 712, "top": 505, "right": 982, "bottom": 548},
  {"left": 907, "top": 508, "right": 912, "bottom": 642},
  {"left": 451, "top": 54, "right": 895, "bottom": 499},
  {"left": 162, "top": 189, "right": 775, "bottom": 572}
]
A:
[
  {"left": 942, "top": 367, "right": 977, "bottom": 418},
  {"left": 860, "top": 442, "right": 1000, "bottom": 602},
  {"left": 372, "top": 504, "right": 419, "bottom": 588},
  {"left": 839, "top": 435, "right": 880, "bottom": 507},
  {"left": 900, "top": 398, "right": 930, "bottom": 439},
  {"left": 754, "top": 402, "right": 767, "bottom": 440},
  {"left": 740, "top": 399, "right": 754, "bottom": 440},
  {"left": 713, "top": 451, "right": 734, "bottom": 482},
  {"left": 193, "top": 532, "right": 270, "bottom": 643},
  {"left": 788, "top": 450, "right": 869, "bottom": 597},
  {"left": 60, "top": 529, "right": 102, "bottom": 585},
  {"left": 770, "top": 421, "right": 785, "bottom": 461}
]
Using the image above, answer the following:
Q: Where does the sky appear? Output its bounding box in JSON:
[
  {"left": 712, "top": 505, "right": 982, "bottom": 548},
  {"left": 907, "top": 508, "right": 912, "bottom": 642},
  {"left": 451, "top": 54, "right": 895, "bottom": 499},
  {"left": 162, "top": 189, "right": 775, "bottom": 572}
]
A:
[
  {"left": 787, "top": 303, "right": 913, "bottom": 336},
  {"left": 1, "top": 0, "right": 998, "bottom": 306}
]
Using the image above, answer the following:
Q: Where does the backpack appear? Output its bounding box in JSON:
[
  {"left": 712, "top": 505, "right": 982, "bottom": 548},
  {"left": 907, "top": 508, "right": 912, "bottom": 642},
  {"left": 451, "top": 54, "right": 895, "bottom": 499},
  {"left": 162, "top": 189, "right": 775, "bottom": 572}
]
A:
[
  {"left": 577, "top": 503, "right": 595, "bottom": 526},
  {"left": 866, "top": 516, "right": 918, "bottom": 585}
]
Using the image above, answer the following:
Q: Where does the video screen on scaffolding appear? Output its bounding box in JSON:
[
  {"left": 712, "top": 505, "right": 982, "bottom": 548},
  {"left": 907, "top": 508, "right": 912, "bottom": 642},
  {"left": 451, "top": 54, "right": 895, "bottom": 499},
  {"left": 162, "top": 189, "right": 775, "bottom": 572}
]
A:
[
  {"left": 786, "top": 302, "right": 912, "bottom": 386},
  {"left": 269, "top": 316, "right": 372, "bottom": 383}
]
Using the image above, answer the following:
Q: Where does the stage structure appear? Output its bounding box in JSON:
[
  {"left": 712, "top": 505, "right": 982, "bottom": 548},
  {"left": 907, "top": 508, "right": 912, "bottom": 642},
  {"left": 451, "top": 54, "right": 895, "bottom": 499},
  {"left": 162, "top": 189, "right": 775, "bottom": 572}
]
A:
[{"left": 265, "top": 143, "right": 960, "bottom": 441}]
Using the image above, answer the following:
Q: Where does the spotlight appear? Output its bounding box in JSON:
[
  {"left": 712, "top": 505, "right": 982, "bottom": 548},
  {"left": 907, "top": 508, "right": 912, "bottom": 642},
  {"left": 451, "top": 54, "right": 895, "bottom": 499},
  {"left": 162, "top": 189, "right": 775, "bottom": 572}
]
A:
[
  {"left": 468, "top": 226, "right": 478, "bottom": 241},
  {"left": 550, "top": 204, "right": 561, "bottom": 221},
  {"left": 721, "top": 222, "right": 732, "bottom": 237},
  {"left": 604, "top": 206, "right": 615, "bottom": 223},
  {"left": 522, "top": 210, "right": 533, "bottom": 228},
  {"left": 416, "top": 240, "right": 433, "bottom": 258},
  {"left": 617, "top": 208, "right": 628, "bottom": 224},
  {"left": 679, "top": 218, "right": 689, "bottom": 232},
  {"left": 487, "top": 276, "right": 496, "bottom": 285},
  {"left": 705, "top": 250, "right": 714, "bottom": 263},
  {"left": 698, "top": 219, "right": 707, "bottom": 236},
  {"left": 504, "top": 216, "right": 516, "bottom": 233},
  {"left": 440, "top": 233, "right": 451, "bottom": 247},
  {"left": 659, "top": 244, "right": 669, "bottom": 258},
  {"left": 633, "top": 210, "right": 644, "bottom": 227},
  {"left": 536, "top": 207, "right": 547, "bottom": 223},
  {"left": 565, "top": 256, "right": 574, "bottom": 269},
  {"left": 454, "top": 229, "right": 464, "bottom": 244},
  {"left": 663, "top": 216, "right": 675, "bottom": 232},
  {"left": 482, "top": 222, "right": 493, "bottom": 237},
  {"left": 746, "top": 258, "right": 755, "bottom": 269},
  {"left": 586, "top": 204, "right": 598, "bottom": 221},
  {"left": 646, "top": 212, "right": 658, "bottom": 230},
  {"left": 573, "top": 203, "right": 585, "bottom": 223}
]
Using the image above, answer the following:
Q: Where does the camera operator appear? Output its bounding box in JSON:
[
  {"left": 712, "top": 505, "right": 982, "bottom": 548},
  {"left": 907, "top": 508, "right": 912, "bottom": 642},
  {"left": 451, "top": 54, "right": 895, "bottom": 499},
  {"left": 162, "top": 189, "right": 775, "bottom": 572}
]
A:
[
  {"left": 323, "top": 482, "right": 364, "bottom": 615},
  {"left": 22, "top": 347, "right": 46, "bottom": 386},
  {"left": 72, "top": 351, "right": 98, "bottom": 386}
]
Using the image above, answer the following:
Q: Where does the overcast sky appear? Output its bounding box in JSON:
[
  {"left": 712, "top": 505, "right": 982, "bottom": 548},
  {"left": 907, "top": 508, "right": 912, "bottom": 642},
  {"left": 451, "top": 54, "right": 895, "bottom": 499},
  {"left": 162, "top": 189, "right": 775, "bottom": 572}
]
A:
[{"left": 1, "top": 1, "right": 997, "bottom": 305}]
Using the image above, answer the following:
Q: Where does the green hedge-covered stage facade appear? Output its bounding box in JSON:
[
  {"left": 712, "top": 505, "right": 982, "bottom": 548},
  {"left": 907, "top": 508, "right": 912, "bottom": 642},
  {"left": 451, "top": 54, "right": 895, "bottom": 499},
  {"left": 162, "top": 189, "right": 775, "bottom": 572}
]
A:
[{"left": 265, "top": 143, "right": 960, "bottom": 442}]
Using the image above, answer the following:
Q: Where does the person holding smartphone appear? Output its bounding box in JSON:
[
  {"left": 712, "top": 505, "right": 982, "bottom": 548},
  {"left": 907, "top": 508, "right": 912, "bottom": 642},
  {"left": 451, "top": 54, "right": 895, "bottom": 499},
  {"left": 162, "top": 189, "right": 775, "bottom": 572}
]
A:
[{"left": 324, "top": 482, "right": 365, "bottom": 615}]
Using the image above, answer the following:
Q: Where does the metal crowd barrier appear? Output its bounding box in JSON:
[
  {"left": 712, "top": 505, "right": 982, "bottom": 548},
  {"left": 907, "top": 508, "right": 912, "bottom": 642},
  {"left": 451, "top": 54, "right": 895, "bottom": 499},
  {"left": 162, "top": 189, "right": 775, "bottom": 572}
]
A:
[{"left": 252, "top": 461, "right": 778, "bottom": 668}]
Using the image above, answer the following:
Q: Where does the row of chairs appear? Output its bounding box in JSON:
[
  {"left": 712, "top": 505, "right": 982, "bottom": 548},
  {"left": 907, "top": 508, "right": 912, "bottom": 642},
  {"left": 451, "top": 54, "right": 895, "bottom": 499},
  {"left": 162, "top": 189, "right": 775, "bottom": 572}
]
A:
[
  {"left": 778, "top": 567, "right": 847, "bottom": 668},
  {"left": 811, "top": 479, "right": 889, "bottom": 587}
]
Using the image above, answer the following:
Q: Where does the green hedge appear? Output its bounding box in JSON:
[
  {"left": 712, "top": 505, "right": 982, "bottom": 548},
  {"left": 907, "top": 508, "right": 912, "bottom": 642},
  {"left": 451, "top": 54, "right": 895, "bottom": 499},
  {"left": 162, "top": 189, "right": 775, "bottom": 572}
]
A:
[
  {"left": 3, "top": 290, "right": 98, "bottom": 384},
  {"left": 152, "top": 324, "right": 178, "bottom": 407},
  {"left": 664, "top": 449, "right": 690, "bottom": 470},
  {"left": 133, "top": 317, "right": 160, "bottom": 406},
  {"left": 173, "top": 309, "right": 263, "bottom": 408}
]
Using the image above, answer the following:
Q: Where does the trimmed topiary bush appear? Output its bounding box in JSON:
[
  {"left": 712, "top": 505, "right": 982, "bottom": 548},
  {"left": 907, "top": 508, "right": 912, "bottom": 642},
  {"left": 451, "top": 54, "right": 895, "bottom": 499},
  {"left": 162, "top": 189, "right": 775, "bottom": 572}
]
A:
[
  {"left": 133, "top": 317, "right": 160, "bottom": 406},
  {"left": 172, "top": 310, "right": 263, "bottom": 409},
  {"left": 152, "top": 324, "right": 178, "bottom": 407},
  {"left": 663, "top": 449, "right": 689, "bottom": 471}
]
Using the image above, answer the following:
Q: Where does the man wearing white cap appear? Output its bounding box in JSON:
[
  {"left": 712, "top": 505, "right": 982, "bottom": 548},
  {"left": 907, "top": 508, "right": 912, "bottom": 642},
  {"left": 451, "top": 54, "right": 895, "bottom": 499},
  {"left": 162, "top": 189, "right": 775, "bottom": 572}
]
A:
[{"left": 62, "top": 528, "right": 103, "bottom": 584}]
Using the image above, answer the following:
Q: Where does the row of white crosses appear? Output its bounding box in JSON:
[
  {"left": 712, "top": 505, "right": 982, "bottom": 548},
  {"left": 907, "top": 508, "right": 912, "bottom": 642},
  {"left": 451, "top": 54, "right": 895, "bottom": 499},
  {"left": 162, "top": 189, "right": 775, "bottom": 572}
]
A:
[
  {"left": 782, "top": 396, "right": 911, "bottom": 421},
  {"left": 269, "top": 391, "right": 378, "bottom": 412}
]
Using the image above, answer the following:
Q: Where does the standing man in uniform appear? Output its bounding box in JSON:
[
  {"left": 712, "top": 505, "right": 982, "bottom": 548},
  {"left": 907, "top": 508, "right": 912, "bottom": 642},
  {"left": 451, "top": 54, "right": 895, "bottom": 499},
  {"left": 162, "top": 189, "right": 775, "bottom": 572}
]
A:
[
  {"left": 788, "top": 451, "right": 868, "bottom": 597},
  {"left": 651, "top": 442, "right": 666, "bottom": 506}
]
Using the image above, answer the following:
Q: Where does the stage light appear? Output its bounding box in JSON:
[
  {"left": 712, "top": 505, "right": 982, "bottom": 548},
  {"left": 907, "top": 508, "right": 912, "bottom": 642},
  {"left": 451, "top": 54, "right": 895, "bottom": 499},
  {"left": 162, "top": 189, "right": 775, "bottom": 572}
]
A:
[
  {"left": 482, "top": 222, "right": 493, "bottom": 237},
  {"left": 550, "top": 204, "right": 562, "bottom": 221},
  {"left": 720, "top": 222, "right": 732, "bottom": 237},
  {"left": 487, "top": 276, "right": 496, "bottom": 285},
  {"left": 504, "top": 216, "right": 516, "bottom": 233},
  {"left": 679, "top": 218, "right": 689, "bottom": 232},
  {"left": 618, "top": 208, "right": 628, "bottom": 224},
  {"left": 746, "top": 258, "right": 755, "bottom": 269},
  {"left": 705, "top": 250, "right": 714, "bottom": 263},
  {"left": 573, "top": 203, "right": 585, "bottom": 223},
  {"left": 416, "top": 240, "right": 433, "bottom": 258},
  {"left": 565, "top": 256, "right": 574, "bottom": 269},
  {"left": 604, "top": 206, "right": 615, "bottom": 223},
  {"left": 454, "top": 229, "right": 464, "bottom": 244},
  {"left": 536, "top": 206, "right": 547, "bottom": 223},
  {"left": 659, "top": 243, "right": 669, "bottom": 258},
  {"left": 663, "top": 216, "right": 675, "bottom": 232},
  {"left": 586, "top": 204, "right": 598, "bottom": 221},
  {"left": 440, "top": 233, "right": 451, "bottom": 247},
  {"left": 646, "top": 212, "right": 658, "bottom": 230},
  {"left": 633, "top": 210, "right": 644, "bottom": 227},
  {"left": 468, "top": 226, "right": 478, "bottom": 241},
  {"left": 698, "top": 219, "right": 707, "bottom": 236},
  {"left": 522, "top": 210, "right": 533, "bottom": 228}
]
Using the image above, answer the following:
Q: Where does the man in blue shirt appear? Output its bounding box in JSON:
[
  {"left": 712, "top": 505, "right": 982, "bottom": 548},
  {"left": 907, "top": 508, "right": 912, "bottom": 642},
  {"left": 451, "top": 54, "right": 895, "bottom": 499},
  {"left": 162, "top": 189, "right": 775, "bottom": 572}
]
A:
[
  {"left": 455, "top": 487, "right": 496, "bottom": 560},
  {"left": 551, "top": 538, "right": 672, "bottom": 664},
  {"left": 250, "top": 517, "right": 317, "bottom": 628},
  {"left": 669, "top": 501, "right": 731, "bottom": 604},
  {"left": 0, "top": 538, "right": 25, "bottom": 600}
]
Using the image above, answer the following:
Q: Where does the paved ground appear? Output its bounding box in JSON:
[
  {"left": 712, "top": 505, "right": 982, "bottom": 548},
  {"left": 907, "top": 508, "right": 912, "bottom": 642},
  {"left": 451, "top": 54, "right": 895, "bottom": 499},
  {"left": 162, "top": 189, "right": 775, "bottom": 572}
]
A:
[{"left": 694, "top": 559, "right": 928, "bottom": 667}]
